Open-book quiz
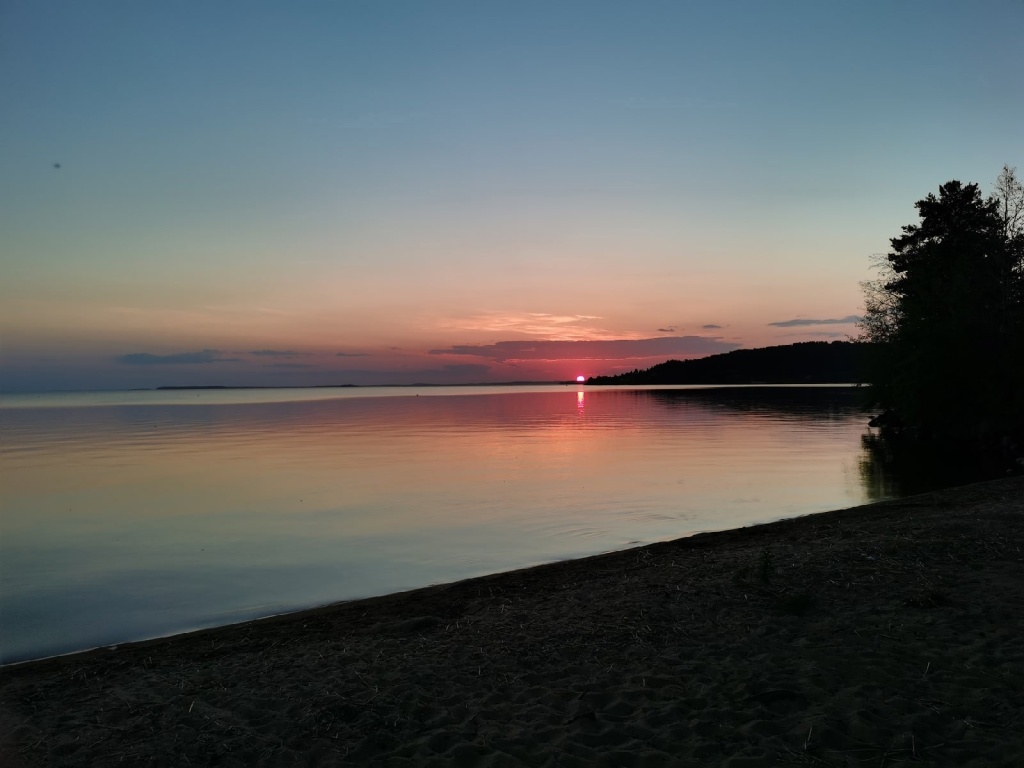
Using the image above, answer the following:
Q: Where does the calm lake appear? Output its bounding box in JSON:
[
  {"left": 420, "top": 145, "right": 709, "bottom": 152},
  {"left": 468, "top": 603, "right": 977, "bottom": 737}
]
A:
[{"left": 0, "top": 385, "right": 936, "bottom": 663}]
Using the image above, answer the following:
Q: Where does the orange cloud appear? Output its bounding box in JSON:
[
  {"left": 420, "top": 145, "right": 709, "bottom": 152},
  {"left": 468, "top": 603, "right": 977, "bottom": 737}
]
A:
[{"left": 438, "top": 312, "right": 616, "bottom": 341}]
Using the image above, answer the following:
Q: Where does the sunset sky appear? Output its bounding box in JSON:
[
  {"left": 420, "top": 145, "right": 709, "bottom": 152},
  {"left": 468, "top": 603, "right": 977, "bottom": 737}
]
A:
[{"left": 2, "top": 1, "right": 1022, "bottom": 391}]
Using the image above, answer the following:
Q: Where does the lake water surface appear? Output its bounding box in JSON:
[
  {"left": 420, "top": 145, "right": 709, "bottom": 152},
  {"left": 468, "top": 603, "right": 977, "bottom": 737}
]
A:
[{"left": 3, "top": 385, "right": 899, "bottom": 663}]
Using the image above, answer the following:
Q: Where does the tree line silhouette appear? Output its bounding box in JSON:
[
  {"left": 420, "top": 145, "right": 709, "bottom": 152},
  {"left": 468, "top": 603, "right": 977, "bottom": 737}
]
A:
[
  {"left": 586, "top": 340, "right": 865, "bottom": 385},
  {"left": 861, "top": 166, "right": 1024, "bottom": 445}
]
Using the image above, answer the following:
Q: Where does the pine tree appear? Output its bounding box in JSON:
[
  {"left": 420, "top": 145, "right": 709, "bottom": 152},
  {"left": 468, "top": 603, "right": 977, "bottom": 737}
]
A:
[{"left": 862, "top": 176, "right": 1024, "bottom": 437}]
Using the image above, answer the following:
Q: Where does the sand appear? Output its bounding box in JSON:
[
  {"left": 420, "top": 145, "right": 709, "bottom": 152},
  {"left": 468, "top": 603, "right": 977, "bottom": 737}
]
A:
[{"left": 2, "top": 476, "right": 1023, "bottom": 767}]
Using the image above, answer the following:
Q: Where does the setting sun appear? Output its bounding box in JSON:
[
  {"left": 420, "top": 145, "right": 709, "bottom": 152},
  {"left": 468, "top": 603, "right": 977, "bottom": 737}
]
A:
[{"left": 576, "top": 375, "right": 586, "bottom": 383}]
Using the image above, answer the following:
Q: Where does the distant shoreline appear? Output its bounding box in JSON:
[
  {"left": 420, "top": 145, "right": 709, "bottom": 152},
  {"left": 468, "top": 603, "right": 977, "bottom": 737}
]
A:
[{"left": 155, "top": 381, "right": 569, "bottom": 390}]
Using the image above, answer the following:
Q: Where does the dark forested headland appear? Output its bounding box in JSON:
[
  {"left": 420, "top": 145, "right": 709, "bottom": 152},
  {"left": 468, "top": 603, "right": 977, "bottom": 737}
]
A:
[{"left": 586, "top": 340, "right": 866, "bottom": 385}]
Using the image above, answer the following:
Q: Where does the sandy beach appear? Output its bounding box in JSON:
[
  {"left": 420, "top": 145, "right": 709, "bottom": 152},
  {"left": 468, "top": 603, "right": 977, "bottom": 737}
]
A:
[{"left": 2, "top": 475, "right": 1023, "bottom": 767}]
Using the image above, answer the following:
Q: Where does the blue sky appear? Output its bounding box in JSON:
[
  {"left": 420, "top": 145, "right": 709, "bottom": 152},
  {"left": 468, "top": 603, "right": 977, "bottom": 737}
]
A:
[{"left": 1, "top": 1, "right": 1022, "bottom": 390}]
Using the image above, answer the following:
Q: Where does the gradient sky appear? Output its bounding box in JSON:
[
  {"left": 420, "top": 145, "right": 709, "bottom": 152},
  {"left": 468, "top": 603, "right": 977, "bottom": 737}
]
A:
[{"left": 2, "top": 1, "right": 1022, "bottom": 391}]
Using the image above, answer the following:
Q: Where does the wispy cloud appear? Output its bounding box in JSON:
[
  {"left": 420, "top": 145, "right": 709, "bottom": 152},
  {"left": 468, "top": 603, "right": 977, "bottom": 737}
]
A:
[
  {"left": 702, "top": 324, "right": 723, "bottom": 330},
  {"left": 336, "top": 351, "right": 369, "bottom": 357},
  {"left": 430, "top": 336, "right": 739, "bottom": 362},
  {"left": 441, "top": 312, "right": 610, "bottom": 341},
  {"left": 267, "top": 363, "right": 317, "bottom": 369},
  {"left": 117, "top": 349, "right": 239, "bottom": 365},
  {"left": 249, "top": 349, "right": 310, "bottom": 358},
  {"left": 657, "top": 326, "right": 676, "bottom": 333},
  {"left": 768, "top": 315, "right": 862, "bottom": 327}
]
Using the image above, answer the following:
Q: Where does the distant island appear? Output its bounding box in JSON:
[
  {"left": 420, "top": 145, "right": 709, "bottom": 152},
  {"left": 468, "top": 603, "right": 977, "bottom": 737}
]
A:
[
  {"left": 587, "top": 340, "right": 866, "bottom": 385},
  {"left": 154, "top": 381, "right": 567, "bottom": 391}
]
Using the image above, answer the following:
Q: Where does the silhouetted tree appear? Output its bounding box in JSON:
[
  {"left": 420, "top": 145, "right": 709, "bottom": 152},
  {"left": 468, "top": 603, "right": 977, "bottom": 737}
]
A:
[
  {"left": 861, "top": 176, "right": 1024, "bottom": 438},
  {"left": 993, "top": 165, "right": 1024, "bottom": 240}
]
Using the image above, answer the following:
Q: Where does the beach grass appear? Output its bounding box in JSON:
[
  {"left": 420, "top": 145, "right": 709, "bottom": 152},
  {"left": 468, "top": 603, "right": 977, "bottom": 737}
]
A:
[{"left": 2, "top": 476, "right": 1023, "bottom": 766}]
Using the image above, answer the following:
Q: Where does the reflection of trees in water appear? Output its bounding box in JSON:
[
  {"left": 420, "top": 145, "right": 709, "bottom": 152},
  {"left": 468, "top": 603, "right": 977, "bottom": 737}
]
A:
[
  {"left": 638, "top": 386, "right": 867, "bottom": 418},
  {"left": 858, "top": 430, "right": 1007, "bottom": 502},
  {"left": 634, "top": 387, "right": 1009, "bottom": 501}
]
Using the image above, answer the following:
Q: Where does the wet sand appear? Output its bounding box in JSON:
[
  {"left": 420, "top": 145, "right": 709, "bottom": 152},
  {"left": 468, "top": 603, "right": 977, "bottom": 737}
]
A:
[{"left": 3, "top": 476, "right": 1023, "bottom": 767}]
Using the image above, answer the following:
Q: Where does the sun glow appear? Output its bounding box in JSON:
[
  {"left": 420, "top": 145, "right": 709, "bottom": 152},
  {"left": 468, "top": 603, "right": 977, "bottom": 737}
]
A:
[{"left": 576, "top": 375, "right": 586, "bottom": 382}]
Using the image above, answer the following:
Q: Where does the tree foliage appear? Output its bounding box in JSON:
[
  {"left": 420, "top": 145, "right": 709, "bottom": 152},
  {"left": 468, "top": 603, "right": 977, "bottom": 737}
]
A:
[
  {"left": 861, "top": 172, "right": 1024, "bottom": 436},
  {"left": 994, "top": 164, "right": 1024, "bottom": 240}
]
